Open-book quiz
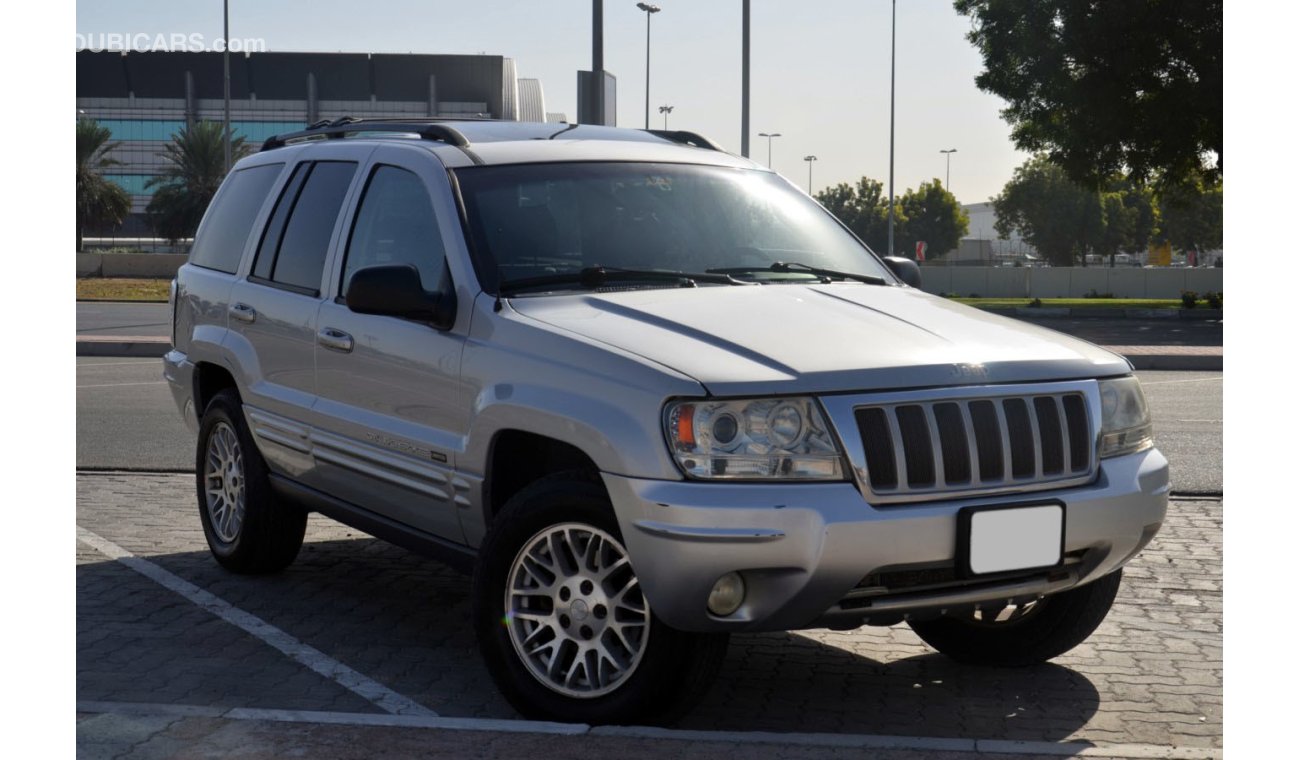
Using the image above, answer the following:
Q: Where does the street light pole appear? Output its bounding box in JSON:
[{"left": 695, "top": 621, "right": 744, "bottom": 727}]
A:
[
  {"left": 637, "top": 3, "right": 661, "bottom": 130},
  {"left": 940, "top": 148, "right": 957, "bottom": 191},
  {"left": 758, "top": 132, "right": 781, "bottom": 167},
  {"left": 741, "top": 0, "right": 750, "bottom": 157},
  {"left": 659, "top": 104, "right": 674, "bottom": 129},
  {"left": 804, "top": 155, "right": 818, "bottom": 194},
  {"left": 223, "top": 0, "right": 231, "bottom": 174},
  {"left": 887, "top": 0, "right": 896, "bottom": 258}
]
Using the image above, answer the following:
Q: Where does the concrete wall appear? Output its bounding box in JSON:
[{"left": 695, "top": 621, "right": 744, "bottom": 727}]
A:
[
  {"left": 919, "top": 267, "right": 1223, "bottom": 298},
  {"left": 77, "top": 253, "right": 187, "bottom": 279}
]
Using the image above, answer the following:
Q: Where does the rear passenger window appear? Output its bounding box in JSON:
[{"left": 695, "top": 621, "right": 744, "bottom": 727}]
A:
[
  {"left": 188, "top": 163, "right": 283, "bottom": 273},
  {"left": 252, "top": 161, "right": 358, "bottom": 293},
  {"left": 342, "top": 165, "right": 447, "bottom": 294}
]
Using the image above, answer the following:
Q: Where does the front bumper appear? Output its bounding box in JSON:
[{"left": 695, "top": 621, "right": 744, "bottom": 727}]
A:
[{"left": 603, "top": 447, "right": 1169, "bottom": 633}]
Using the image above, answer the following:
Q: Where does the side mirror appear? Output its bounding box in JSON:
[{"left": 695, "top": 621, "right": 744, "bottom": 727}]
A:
[
  {"left": 883, "top": 256, "right": 922, "bottom": 288},
  {"left": 345, "top": 264, "right": 456, "bottom": 330}
]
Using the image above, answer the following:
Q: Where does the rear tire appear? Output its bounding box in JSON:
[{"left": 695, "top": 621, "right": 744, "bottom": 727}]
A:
[
  {"left": 195, "top": 389, "right": 306, "bottom": 574},
  {"left": 473, "top": 471, "right": 728, "bottom": 725},
  {"left": 907, "top": 569, "right": 1123, "bottom": 666}
]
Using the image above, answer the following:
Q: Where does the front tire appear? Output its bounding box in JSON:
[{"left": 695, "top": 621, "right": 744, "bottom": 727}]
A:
[
  {"left": 196, "top": 389, "right": 306, "bottom": 574},
  {"left": 907, "top": 569, "right": 1123, "bottom": 666},
  {"left": 473, "top": 471, "right": 728, "bottom": 725}
]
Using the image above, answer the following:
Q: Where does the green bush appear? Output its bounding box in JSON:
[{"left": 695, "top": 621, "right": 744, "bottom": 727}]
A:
[
  {"left": 1180, "top": 290, "right": 1199, "bottom": 309},
  {"left": 1083, "top": 288, "right": 1115, "bottom": 299},
  {"left": 1204, "top": 291, "right": 1222, "bottom": 309},
  {"left": 1028, "top": 297, "right": 1043, "bottom": 308}
]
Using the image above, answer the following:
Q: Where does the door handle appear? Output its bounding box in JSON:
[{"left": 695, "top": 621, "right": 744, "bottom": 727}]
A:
[
  {"left": 228, "top": 302, "right": 257, "bottom": 324},
  {"left": 317, "top": 327, "right": 355, "bottom": 353}
]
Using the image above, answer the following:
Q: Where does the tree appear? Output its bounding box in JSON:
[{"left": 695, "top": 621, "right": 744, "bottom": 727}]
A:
[
  {"left": 146, "top": 121, "right": 252, "bottom": 243},
  {"left": 954, "top": 0, "right": 1222, "bottom": 189},
  {"left": 1157, "top": 179, "right": 1223, "bottom": 256},
  {"left": 992, "top": 156, "right": 1105, "bottom": 266},
  {"left": 1097, "top": 192, "right": 1136, "bottom": 267},
  {"left": 815, "top": 178, "right": 905, "bottom": 255},
  {"left": 898, "top": 180, "right": 969, "bottom": 260},
  {"left": 76, "top": 119, "right": 131, "bottom": 251}
]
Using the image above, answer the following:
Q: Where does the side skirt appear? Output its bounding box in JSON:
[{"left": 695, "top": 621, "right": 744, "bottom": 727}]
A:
[{"left": 269, "top": 473, "right": 477, "bottom": 574}]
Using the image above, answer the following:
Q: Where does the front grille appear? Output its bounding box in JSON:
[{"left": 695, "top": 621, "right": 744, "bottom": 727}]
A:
[{"left": 853, "top": 390, "right": 1094, "bottom": 502}]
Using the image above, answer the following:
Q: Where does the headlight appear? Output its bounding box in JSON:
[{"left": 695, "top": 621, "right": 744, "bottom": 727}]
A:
[
  {"left": 1098, "top": 376, "right": 1154, "bottom": 458},
  {"left": 664, "top": 397, "right": 845, "bottom": 480}
]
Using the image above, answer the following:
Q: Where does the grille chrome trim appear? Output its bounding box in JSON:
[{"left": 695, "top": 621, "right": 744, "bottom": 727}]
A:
[{"left": 821, "top": 380, "right": 1101, "bottom": 505}]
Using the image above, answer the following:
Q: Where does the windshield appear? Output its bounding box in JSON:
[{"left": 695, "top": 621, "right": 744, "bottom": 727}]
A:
[{"left": 453, "top": 162, "right": 894, "bottom": 293}]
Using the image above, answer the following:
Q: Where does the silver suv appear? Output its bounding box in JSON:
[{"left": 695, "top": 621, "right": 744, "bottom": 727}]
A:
[{"left": 164, "top": 119, "right": 1168, "bottom": 725}]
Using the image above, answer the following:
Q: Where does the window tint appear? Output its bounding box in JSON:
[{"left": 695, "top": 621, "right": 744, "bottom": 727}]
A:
[
  {"left": 188, "top": 163, "right": 283, "bottom": 273},
  {"left": 342, "top": 166, "right": 446, "bottom": 294},
  {"left": 252, "top": 162, "right": 308, "bottom": 281},
  {"left": 262, "top": 161, "right": 358, "bottom": 293}
]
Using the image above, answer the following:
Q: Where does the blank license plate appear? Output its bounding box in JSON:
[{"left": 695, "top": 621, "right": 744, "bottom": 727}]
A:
[{"left": 965, "top": 504, "right": 1064, "bottom": 575}]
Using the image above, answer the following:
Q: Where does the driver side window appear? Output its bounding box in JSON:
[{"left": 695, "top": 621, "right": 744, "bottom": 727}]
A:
[{"left": 342, "top": 165, "right": 447, "bottom": 295}]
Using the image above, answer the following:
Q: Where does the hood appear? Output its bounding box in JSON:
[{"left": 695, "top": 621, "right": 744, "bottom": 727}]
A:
[{"left": 508, "top": 284, "right": 1131, "bottom": 396}]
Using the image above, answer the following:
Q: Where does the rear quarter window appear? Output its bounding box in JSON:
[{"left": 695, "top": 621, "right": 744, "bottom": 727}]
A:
[{"left": 188, "top": 163, "right": 284, "bottom": 274}]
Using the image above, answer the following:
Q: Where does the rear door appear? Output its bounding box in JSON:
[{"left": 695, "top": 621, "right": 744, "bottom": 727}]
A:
[
  {"left": 311, "top": 144, "right": 471, "bottom": 541},
  {"left": 225, "top": 142, "right": 370, "bottom": 477}
]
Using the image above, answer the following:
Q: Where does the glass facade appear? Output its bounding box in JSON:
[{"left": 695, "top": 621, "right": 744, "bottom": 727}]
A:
[{"left": 97, "top": 119, "right": 308, "bottom": 143}]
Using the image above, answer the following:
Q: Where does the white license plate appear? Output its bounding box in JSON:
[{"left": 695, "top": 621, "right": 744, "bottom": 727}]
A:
[{"left": 966, "top": 504, "right": 1064, "bottom": 575}]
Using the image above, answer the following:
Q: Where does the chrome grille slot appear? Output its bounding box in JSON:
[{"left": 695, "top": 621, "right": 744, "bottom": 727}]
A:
[{"left": 853, "top": 388, "right": 1096, "bottom": 504}]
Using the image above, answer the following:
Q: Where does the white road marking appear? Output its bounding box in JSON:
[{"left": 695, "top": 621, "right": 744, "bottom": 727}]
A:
[
  {"left": 75, "top": 527, "right": 435, "bottom": 718},
  {"left": 75, "top": 701, "right": 1221, "bottom": 759},
  {"left": 1141, "top": 377, "right": 1223, "bottom": 386},
  {"left": 76, "top": 381, "right": 168, "bottom": 389}
]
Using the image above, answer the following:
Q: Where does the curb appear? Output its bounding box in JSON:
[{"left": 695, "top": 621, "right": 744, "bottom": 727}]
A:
[
  {"left": 1123, "top": 354, "right": 1222, "bottom": 371},
  {"left": 76, "top": 335, "right": 170, "bottom": 358}
]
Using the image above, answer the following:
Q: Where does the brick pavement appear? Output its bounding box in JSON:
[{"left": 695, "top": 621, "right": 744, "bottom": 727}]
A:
[{"left": 76, "top": 473, "right": 1222, "bottom": 751}]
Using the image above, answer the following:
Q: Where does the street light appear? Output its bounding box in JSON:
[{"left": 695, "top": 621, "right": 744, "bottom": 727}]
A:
[
  {"left": 223, "top": 0, "right": 231, "bottom": 173},
  {"left": 803, "top": 155, "right": 818, "bottom": 194},
  {"left": 659, "top": 104, "right": 674, "bottom": 129},
  {"left": 940, "top": 148, "right": 957, "bottom": 191},
  {"left": 887, "top": 0, "right": 896, "bottom": 258},
  {"left": 758, "top": 132, "right": 781, "bottom": 167},
  {"left": 636, "top": 3, "right": 661, "bottom": 130}
]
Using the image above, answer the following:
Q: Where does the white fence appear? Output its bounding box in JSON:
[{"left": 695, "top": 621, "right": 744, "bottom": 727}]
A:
[
  {"left": 918, "top": 267, "right": 1223, "bottom": 299},
  {"left": 77, "top": 252, "right": 187, "bottom": 278}
]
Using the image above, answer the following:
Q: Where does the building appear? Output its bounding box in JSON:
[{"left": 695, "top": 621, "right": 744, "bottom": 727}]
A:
[{"left": 77, "top": 50, "right": 554, "bottom": 237}]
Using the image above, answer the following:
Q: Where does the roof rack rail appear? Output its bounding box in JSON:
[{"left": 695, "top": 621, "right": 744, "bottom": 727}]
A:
[
  {"left": 260, "top": 118, "right": 473, "bottom": 151},
  {"left": 643, "top": 129, "right": 724, "bottom": 152}
]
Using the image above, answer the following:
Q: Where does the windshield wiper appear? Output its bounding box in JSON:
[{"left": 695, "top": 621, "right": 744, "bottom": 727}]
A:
[
  {"left": 707, "top": 262, "right": 889, "bottom": 285},
  {"left": 498, "top": 266, "right": 753, "bottom": 294}
]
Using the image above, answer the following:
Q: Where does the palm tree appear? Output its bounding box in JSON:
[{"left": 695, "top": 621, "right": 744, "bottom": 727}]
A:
[
  {"left": 146, "top": 121, "right": 252, "bottom": 243},
  {"left": 76, "top": 119, "right": 131, "bottom": 251}
]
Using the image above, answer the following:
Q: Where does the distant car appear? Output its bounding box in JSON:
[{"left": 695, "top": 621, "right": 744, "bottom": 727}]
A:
[{"left": 164, "top": 118, "right": 1168, "bottom": 725}]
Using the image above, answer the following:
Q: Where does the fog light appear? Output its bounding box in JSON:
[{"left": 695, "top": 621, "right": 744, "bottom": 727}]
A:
[{"left": 707, "top": 572, "right": 746, "bottom": 616}]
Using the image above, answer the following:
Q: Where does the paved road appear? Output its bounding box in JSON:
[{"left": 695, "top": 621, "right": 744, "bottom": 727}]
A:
[
  {"left": 76, "top": 359, "right": 1221, "bottom": 493},
  {"left": 77, "top": 302, "right": 171, "bottom": 337},
  {"left": 77, "top": 358, "right": 192, "bottom": 471},
  {"left": 76, "top": 473, "right": 1222, "bottom": 757},
  {"left": 1013, "top": 316, "right": 1222, "bottom": 348}
]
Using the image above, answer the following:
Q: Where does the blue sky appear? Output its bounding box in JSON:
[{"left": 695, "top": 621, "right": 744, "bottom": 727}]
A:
[{"left": 76, "top": 0, "right": 1030, "bottom": 204}]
